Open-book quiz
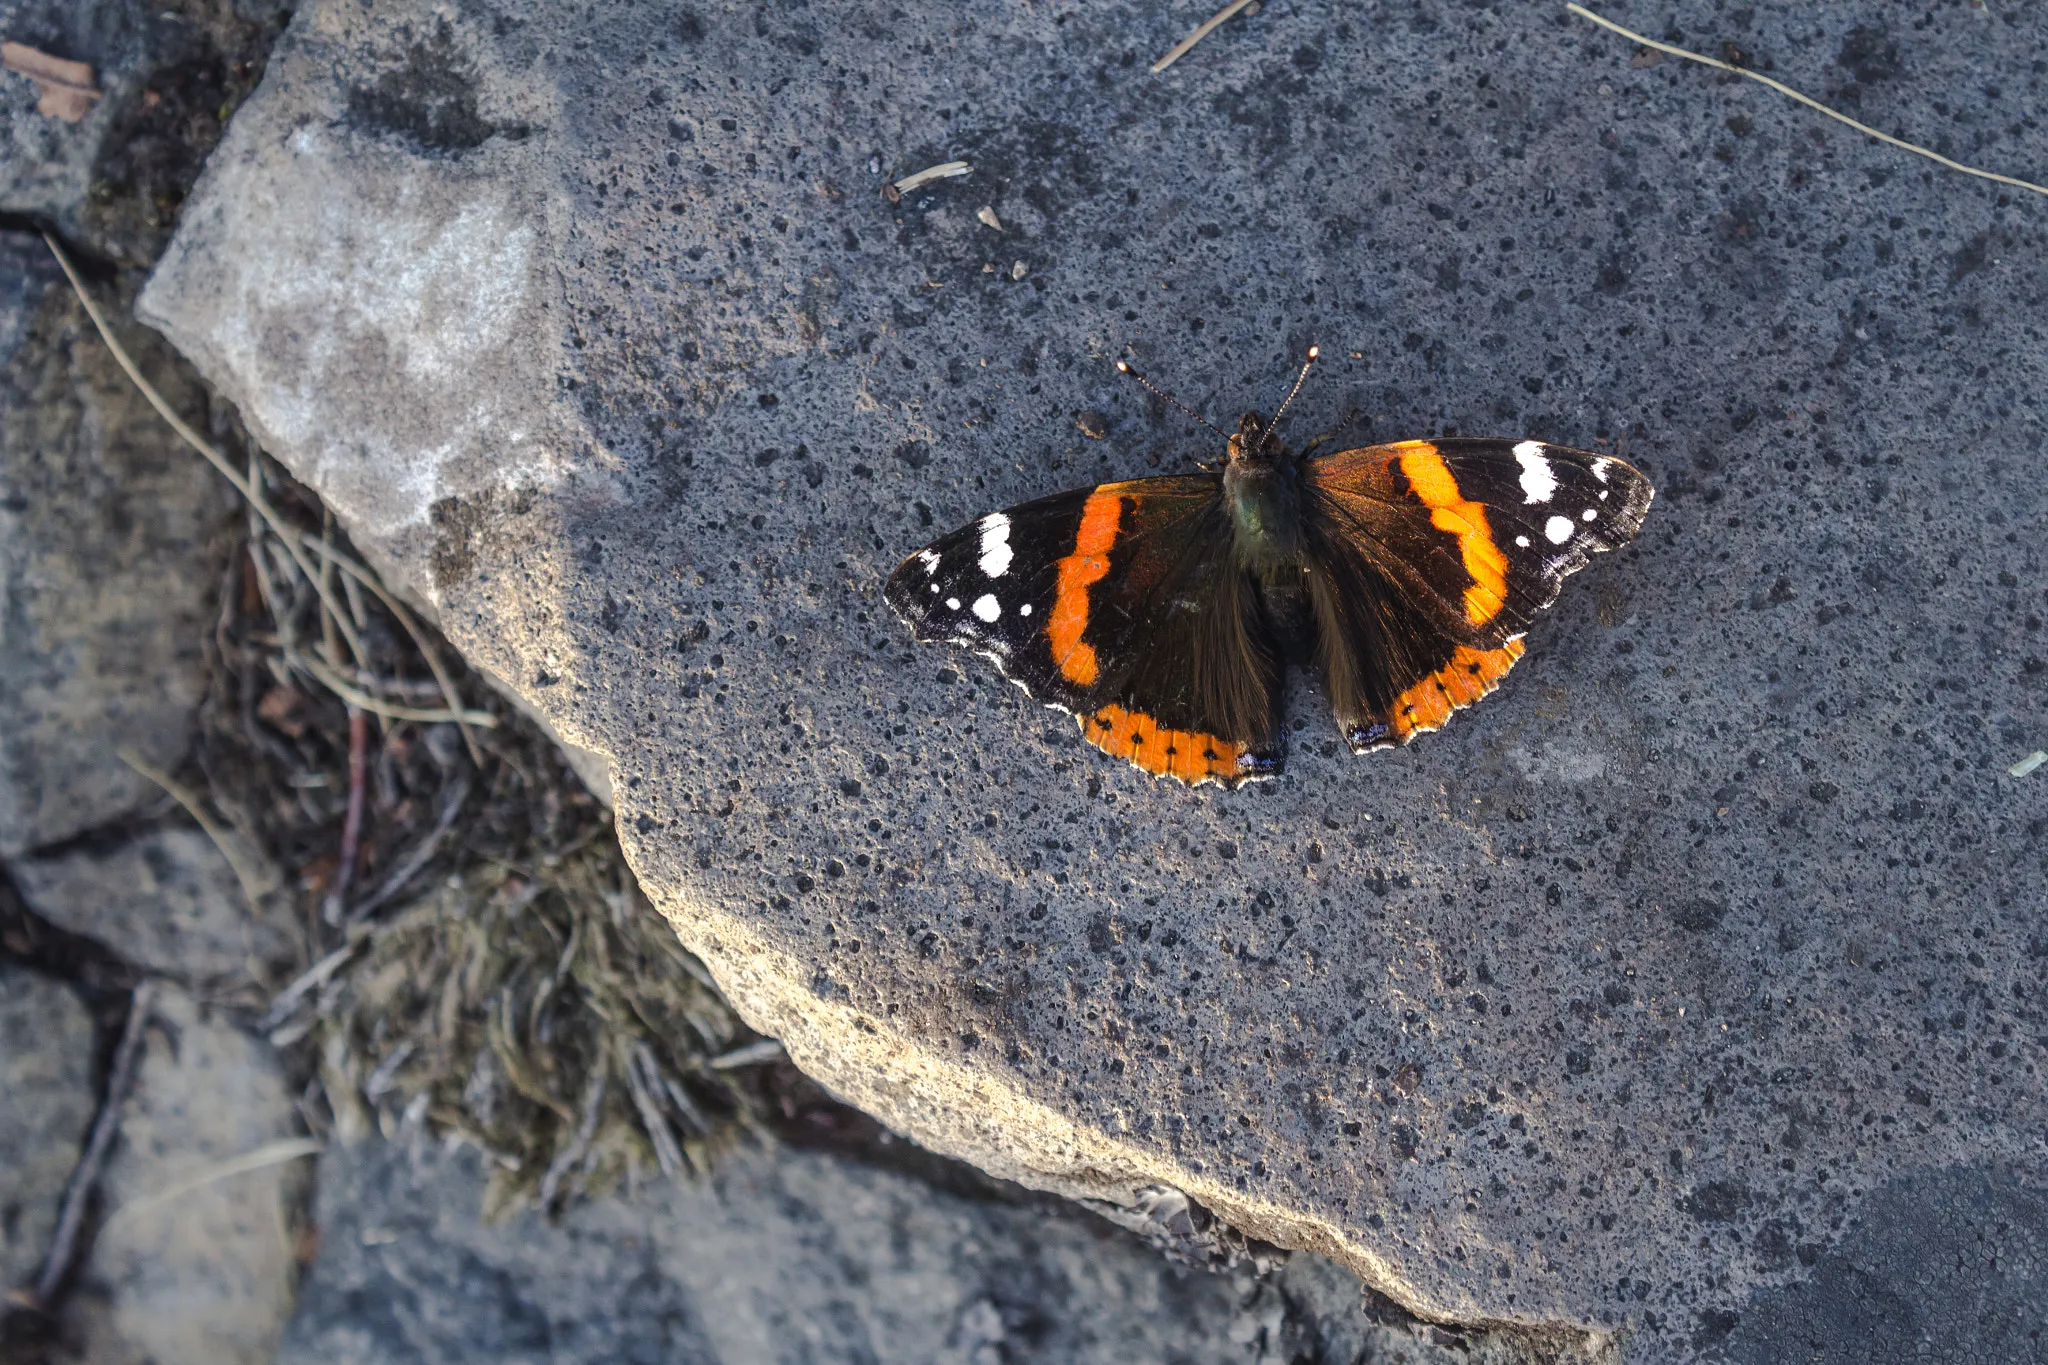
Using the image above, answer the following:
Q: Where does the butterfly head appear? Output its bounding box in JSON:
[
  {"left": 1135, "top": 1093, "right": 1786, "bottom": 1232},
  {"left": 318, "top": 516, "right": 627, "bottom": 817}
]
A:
[{"left": 1227, "top": 412, "right": 1289, "bottom": 466}]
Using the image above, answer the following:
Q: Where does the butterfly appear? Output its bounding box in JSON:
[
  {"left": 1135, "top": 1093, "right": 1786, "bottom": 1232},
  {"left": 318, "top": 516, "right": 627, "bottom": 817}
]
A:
[{"left": 884, "top": 349, "right": 1654, "bottom": 787}]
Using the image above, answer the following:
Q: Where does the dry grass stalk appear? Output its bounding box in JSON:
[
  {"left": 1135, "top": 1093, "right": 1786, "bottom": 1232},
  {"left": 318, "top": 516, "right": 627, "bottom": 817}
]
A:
[
  {"left": 1150, "top": 0, "right": 1258, "bottom": 74},
  {"left": 1569, "top": 3, "right": 2048, "bottom": 199},
  {"left": 42, "top": 229, "right": 812, "bottom": 1225},
  {"left": 886, "top": 159, "right": 971, "bottom": 201}
]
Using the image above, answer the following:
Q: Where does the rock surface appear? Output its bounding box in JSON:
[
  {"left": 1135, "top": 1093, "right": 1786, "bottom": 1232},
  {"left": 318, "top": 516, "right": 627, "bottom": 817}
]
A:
[
  {"left": 1714, "top": 1162, "right": 2048, "bottom": 1363},
  {"left": 140, "top": 0, "right": 2048, "bottom": 1354},
  {"left": 74, "top": 983, "right": 302, "bottom": 1365},
  {"left": 0, "top": 964, "right": 95, "bottom": 1292},
  {"left": 11, "top": 824, "right": 290, "bottom": 982},
  {"left": 279, "top": 1133, "right": 1480, "bottom": 1365},
  {"left": 0, "top": 228, "right": 235, "bottom": 857},
  {"left": 0, "top": 0, "right": 289, "bottom": 264}
]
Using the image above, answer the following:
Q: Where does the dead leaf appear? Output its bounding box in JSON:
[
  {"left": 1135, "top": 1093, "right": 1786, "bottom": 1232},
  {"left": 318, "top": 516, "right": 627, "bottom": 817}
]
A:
[
  {"left": 1, "top": 42, "right": 101, "bottom": 123},
  {"left": 257, "top": 685, "right": 313, "bottom": 737}
]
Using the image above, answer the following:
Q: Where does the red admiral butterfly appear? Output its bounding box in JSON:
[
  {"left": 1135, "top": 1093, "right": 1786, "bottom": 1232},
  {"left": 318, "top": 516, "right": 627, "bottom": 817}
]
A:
[{"left": 885, "top": 350, "right": 1654, "bottom": 787}]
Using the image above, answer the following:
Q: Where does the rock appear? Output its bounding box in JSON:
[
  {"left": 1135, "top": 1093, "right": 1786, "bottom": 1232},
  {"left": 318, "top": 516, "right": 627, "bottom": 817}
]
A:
[
  {"left": 0, "top": 965, "right": 96, "bottom": 1290},
  {"left": 279, "top": 1134, "right": 1484, "bottom": 1365},
  {"left": 0, "top": 0, "right": 288, "bottom": 265},
  {"left": 0, "top": 228, "right": 236, "bottom": 857},
  {"left": 139, "top": 0, "right": 2048, "bottom": 1354},
  {"left": 1715, "top": 1163, "right": 2048, "bottom": 1363},
  {"left": 75, "top": 982, "right": 302, "bottom": 1365},
  {"left": 11, "top": 824, "right": 290, "bottom": 982}
]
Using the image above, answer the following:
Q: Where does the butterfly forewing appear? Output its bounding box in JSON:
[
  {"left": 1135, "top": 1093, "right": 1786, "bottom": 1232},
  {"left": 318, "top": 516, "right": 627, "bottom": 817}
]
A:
[
  {"left": 884, "top": 474, "right": 1285, "bottom": 787},
  {"left": 1302, "top": 439, "right": 1652, "bottom": 751}
]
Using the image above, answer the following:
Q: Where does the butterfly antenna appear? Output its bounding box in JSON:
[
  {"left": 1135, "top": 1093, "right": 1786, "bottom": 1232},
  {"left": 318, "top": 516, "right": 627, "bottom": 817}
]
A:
[
  {"left": 1269, "top": 345, "right": 1320, "bottom": 432},
  {"left": 1116, "top": 359, "right": 1225, "bottom": 439}
]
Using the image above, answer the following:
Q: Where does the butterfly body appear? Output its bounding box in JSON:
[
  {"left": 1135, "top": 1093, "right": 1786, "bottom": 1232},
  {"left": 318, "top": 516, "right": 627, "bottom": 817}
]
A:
[
  {"left": 1222, "top": 413, "right": 1308, "bottom": 571},
  {"left": 886, "top": 422, "right": 1652, "bottom": 789}
]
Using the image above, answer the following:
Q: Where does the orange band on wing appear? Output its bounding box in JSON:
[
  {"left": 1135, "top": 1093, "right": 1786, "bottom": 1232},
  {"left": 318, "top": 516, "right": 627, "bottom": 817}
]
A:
[
  {"left": 1392, "top": 441, "right": 1509, "bottom": 627},
  {"left": 1046, "top": 490, "right": 1122, "bottom": 686},
  {"left": 1082, "top": 704, "right": 1244, "bottom": 782},
  {"left": 1388, "top": 640, "right": 1526, "bottom": 741}
]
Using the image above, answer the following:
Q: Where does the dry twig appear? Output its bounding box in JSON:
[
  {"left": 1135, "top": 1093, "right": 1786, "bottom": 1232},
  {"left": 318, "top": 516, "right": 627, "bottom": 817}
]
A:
[
  {"left": 42, "top": 233, "right": 490, "bottom": 764},
  {"left": 1, "top": 42, "right": 100, "bottom": 122},
  {"left": 538, "top": 1070, "right": 607, "bottom": 1210},
  {"left": 1568, "top": 4, "right": 2048, "bottom": 199},
  {"left": 118, "top": 749, "right": 277, "bottom": 911},
  {"left": 1150, "top": 0, "right": 1258, "bottom": 74},
  {"left": 34, "top": 982, "right": 156, "bottom": 1306},
  {"left": 102, "top": 1138, "right": 322, "bottom": 1227},
  {"left": 886, "top": 159, "right": 971, "bottom": 202},
  {"left": 289, "top": 649, "right": 498, "bottom": 728},
  {"left": 42, "top": 235, "right": 371, "bottom": 666},
  {"left": 322, "top": 706, "right": 370, "bottom": 925},
  {"left": 344, "top": 775, "right": 472, "bottom": 921},
  {"left": 709, "top": 1037, "right": 786, "bottom": 1070},
  {"left": 258, "top": 942, "right": 360, "bottom": 1033}
]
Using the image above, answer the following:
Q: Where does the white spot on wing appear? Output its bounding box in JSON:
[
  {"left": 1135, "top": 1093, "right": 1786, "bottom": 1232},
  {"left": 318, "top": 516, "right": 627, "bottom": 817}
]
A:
[
  {"left": 1514, "top": 442, "right": 1556, "bottom": 504},
  {"left": 917, "top": 548, "right": 941, "bottom": 574},
  {"left": 1591, "top": 458, "right": 1612, "bottom": 484},
  {"left": 1582, "top": 507, "right": 1598, "bottom": 521},
  {"left": 1019, "top": 602, "right": 1033, "bottom": 616},
  {"left": 929, "top": 582, "right": 940, "bottom": 593},
  {"left": 946, "top": 597, "right": 961, "bottom": 611},
  {"left": 977, "top": 513, "right": 1013, "bottom": 578},
  {"left": 1544, "top": 515, "right": 1574, "bottom": 545},
  {"left": 1515, "top": 535, "right": 1531, "bottom": 548},
  {"left": 971, "top": 593, "right": 1001, "bottom": 622}
]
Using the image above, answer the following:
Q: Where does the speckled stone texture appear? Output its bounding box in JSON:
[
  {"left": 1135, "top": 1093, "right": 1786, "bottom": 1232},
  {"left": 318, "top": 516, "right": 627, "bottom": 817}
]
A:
[
  {"left": 76, "top": 984, "right": 303, "bottom": 1365},
  {"left": 139, "top": 0, "right": 2048, "bottom": 1355},
  {"left": 12, "top": 824, "right": 292, "bottom": 981},
  {"left": 279, "top": 1136, "right": 1494, "bottom": 1365},
  {"left": 0, "top": 229, "right": 235, "bottom": 856},
  {"left": 0, "top": 0, "right": 291, "bottom": 265},
  {"left": 0, "top": 965, "right": 96, "bottom": 1290}
]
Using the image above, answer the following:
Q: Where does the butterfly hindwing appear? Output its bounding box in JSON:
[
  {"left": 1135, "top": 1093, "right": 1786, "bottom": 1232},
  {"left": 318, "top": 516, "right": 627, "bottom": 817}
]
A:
[
  {"left": 884, "top": 475, "right": 1284, "bottom": 787},
  {"left": 1301, "top": 439, "right": 1652, "bottom": 751}
]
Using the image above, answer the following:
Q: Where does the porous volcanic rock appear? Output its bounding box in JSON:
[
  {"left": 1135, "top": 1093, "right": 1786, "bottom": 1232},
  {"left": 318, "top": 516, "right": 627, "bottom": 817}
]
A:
[
  {"left": 139, "top": 0, "right": 2048, "bottom": 1355},
  {"left": 0, "top": 964, "right": 95, "bottom": 1290},
  {"left": 76, "top": 983, "right": 302, "bottom": 1365},
  {"left": 278, "top": 1135, "right": 1496, "bottom": 1365},
  {"left": 11, "top": 823, "right": 291, "bottom": 982},
  {"left": 0, "top": 0, "right": 290, "bottom": 264},
  {"left": 0, "top": 229, "right": 234, "bottom": 856}
]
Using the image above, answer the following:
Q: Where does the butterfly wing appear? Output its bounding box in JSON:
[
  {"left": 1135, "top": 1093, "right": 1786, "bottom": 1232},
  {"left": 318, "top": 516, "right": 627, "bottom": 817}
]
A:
[
  {"left": 884, "top": 474, "right": 1285, "bottom": 786},
  {"left": 1300, "top": 439, "right": 1653, "bottom": 751}
]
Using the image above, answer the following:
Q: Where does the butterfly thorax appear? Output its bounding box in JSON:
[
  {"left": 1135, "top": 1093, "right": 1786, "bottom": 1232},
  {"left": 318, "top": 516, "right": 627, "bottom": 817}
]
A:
[{"left": 1223, "top": 412, "right": 1305, "bottom": 571}]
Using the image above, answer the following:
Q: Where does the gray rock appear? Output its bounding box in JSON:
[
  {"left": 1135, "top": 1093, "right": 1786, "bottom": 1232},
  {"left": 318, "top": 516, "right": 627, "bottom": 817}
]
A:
[
  {"left": 280, "top": 1134, "right": 1481, "bottom": 1365},
  {"left": 0, "top": 228, "right": 236, "bottom": 856},
  {"left": 1711, "top": 1163, "right": 2048, "bottom": 1364},
  {"left": 0, "top": 964, "right": 95, "bottom": 1290},
  {"left": 140, "top": 0, "right": 2048, "bottom": 1355},
  {"left": 0, "top": 0, "right": 154, "bottom": 242},
  {"left": 11, "top": 824, "right": 291, "bottom": 982},
  {"left": 75, "top": 982, "right": 303, "bottom": 1365},
  {"left": 0, "top": 0, "right": 289, "bottom": 264}
]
